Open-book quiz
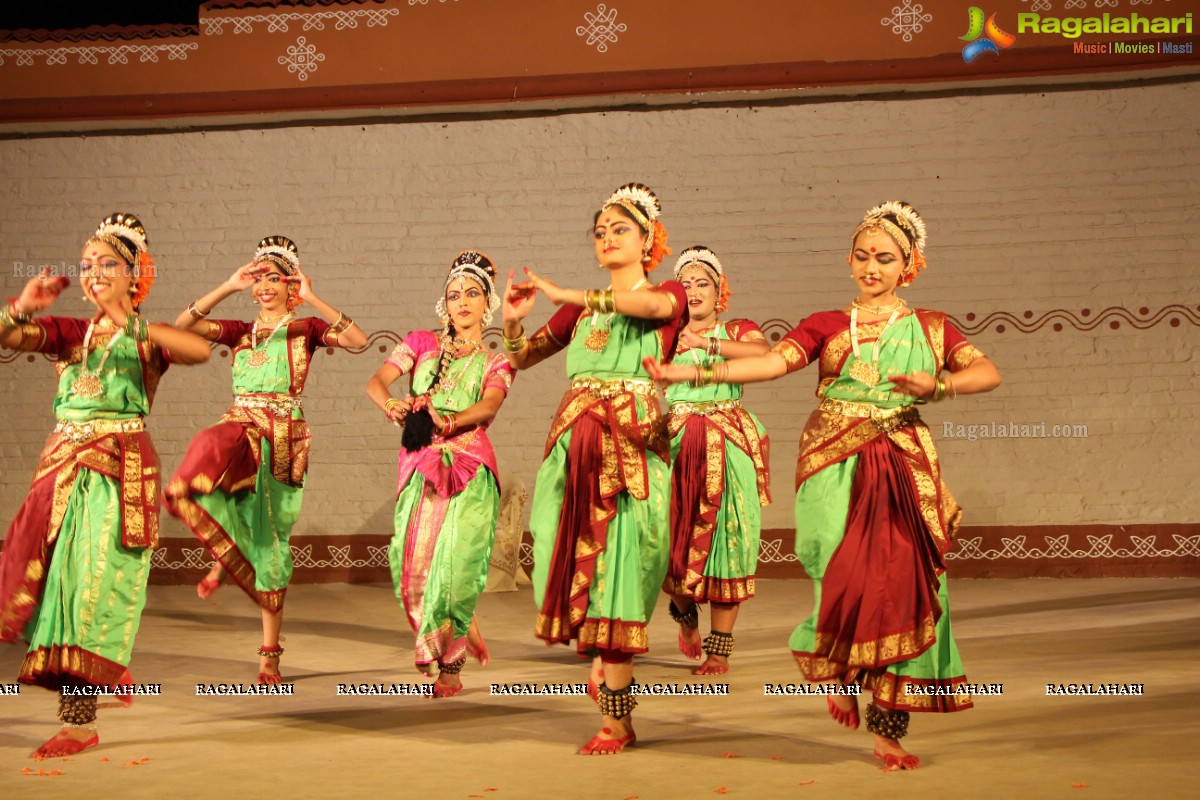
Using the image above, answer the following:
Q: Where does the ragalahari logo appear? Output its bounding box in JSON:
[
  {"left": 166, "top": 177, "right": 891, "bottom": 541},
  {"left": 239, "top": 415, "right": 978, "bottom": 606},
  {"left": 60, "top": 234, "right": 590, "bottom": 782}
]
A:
[{"left": 960, "top": 7, "right": 1016, "bottom": 62}]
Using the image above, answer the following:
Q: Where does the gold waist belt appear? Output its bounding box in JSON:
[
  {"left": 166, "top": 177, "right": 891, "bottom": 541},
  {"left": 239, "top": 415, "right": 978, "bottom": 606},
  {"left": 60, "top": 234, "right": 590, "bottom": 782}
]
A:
[
  {"left": 54, "top": 418, "right": 145, "bottom": 443},
  {"left": 570, "top": 377, "right": 657, "bottom": 399},
  {"left": 234, "top": 394, "right": 303, "bottom": 414},
  {"left": 819, "top": 397, "right": 920, "bottom": 434},
  {"left": 669, "top": 398, "right": 742, "bottom": 417}
]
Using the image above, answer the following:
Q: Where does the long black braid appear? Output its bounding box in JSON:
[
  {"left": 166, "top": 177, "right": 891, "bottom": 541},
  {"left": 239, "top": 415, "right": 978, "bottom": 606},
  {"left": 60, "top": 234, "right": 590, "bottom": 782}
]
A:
[{"left": 401, "top": 318, "right": 456, "bottom": 452}]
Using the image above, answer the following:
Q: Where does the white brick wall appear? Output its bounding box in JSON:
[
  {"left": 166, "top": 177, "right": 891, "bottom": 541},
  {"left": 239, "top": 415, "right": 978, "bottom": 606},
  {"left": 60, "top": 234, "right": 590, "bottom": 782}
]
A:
[{"left": 1, "top": 81, "right": 1197, "bottom": 538}]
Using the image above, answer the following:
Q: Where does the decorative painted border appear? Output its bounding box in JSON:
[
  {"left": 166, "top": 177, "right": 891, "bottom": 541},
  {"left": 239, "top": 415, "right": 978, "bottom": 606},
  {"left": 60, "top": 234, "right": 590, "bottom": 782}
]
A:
[
  {"left": 0, "top": 43, "right": 197, "bottom": 67},
  {"left": 755, "top": 304, "right": 1200, "bottom": 343},
  {"left": 5, "top": 305, "right": 1195, "bottom": 365},
  {"left": 149, "top": 525, "right": 1199, "bottom": 585},
  {"left": 202, "top": 8, "right": 400, "bottom": 36}
]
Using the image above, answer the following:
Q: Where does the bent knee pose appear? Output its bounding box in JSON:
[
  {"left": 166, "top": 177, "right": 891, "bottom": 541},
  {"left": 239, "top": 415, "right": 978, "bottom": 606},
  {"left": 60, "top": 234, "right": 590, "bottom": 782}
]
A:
[
  {"left": 165, "top": 236, "right": 365, "bottom": 683},
  {"left": 366, "top": 251, "right": 512, "bottom": 697},
  {"left": 662, "top": 246, "right": 771, "bottom": 676},
  {"left": 647, "top": 202, "right": 1002, "bottom": 770},
  {"left": 0, "top": 213, "right": 209, "bottom": 757},
  {"left": 503, "top": 183, "right": 686, "bottom": 755}
]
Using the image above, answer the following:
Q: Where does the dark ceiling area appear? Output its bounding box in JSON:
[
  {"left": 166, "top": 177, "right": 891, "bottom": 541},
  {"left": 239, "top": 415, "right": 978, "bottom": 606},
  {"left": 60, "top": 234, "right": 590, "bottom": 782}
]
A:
[{"left": 0, "top": 3, "right": 203, "bottom": 32}]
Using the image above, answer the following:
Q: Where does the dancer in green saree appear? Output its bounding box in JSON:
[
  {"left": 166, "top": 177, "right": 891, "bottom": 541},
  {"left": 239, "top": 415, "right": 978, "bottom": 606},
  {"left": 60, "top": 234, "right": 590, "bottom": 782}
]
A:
[
  {"left": 366, "top": 251, "right": 513, "bottom": 698},
  {"left": 663, "top": 246, "right": 771, "bottom": 676},
  {"left": 165, "top": 236, "right": 366, "bottom": 683},
  {"left": 0, "top": 213, "right": 210, "bottom": 757},
  {"left": 502, "top": 183, "right": 686, "bottom": 755},
  {"left": 646, "top": 202, "right": 1002, "bottom": 770}
]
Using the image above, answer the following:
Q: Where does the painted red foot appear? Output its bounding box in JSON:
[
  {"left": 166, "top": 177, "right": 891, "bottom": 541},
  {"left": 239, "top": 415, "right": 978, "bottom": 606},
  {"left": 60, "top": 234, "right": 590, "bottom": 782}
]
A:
[
  {"left": 33, "top": 732, "right": 99, "bottom": 758},
  {"left": 875, "top": 748, "right": 920, "bottom": 770},
  {"left": 578, "top": 726, "right": 636, "bottom": 755},
  {"left": 827, "top": 695, "right": 859, "bottom": 729},
  {"left": 677, "top": 628, "right": 703, "bottom": 661},
  {"left": 694, "top": 657, "right": 729, "bottom": 676}
]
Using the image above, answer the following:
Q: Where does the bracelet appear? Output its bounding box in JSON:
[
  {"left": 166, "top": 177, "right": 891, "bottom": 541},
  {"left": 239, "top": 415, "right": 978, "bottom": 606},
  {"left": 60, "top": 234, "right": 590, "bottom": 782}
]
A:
[
  {"left": 930, "top": 376, "right": 946, "bottom": 403},
  {"left": 441, "top": 413, "right": 457, "bottom": 437},
  {"left": 330, "top": 311, "right": 355, "bottom": 334},
  {"left": 384, "top": 398, "right": 404, "bottom": 417},
  {"left": 1, "top": 302, "right": 31, "bottom": 329},
  {"left": 945, "top": 374, "right": 957, "bottom": 400},
  {"left": 502, "top": 333, "right": 528, "bottom": 353},
  {"left": 187, "top": 300, "right": 210, "bottom": 320},
  {"left": 706, "top": 337, "right": 722, "bottom": 358},
  {"left": 603, "top": 289, "right": 615, "bottom": 314},
  {"left": 693, "top": 363, "right": 716, "bottom": 387}
]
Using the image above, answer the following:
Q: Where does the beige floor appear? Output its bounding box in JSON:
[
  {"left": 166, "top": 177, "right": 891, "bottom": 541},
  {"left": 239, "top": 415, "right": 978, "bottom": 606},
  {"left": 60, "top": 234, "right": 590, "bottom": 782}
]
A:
[{"left": 1, "top": 577, "right": 1196, "bottom": 800}]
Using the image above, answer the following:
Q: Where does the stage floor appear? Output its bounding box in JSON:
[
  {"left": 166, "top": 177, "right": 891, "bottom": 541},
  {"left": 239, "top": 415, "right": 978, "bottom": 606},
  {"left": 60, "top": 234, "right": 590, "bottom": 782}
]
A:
[{"left": 2, "top": 578, "right": 1197, "bottom": 799}]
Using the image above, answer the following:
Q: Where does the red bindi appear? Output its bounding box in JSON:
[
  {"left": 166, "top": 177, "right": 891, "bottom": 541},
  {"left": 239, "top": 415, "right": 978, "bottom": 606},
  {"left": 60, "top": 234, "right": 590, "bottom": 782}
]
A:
[{"left": 869, "top": 246, "right": 877, "bottom": 253}]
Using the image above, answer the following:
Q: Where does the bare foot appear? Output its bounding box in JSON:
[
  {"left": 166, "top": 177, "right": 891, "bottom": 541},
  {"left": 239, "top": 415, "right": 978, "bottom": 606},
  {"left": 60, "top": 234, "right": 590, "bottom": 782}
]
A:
[
  {"left": 827, "top": 690, "right": 860, "bottom": 729},
  {"left": 677, "top": 625, "right": 702, "bottom": 661},
  {"left": 432, "top": 670, "right": 463, "bottom": 698},
  {"left": 578, "top": 715, "right": 636, "bottom": 755},
  {"left": 256, "top": 650, "right": 282, "bottom": 685},
  {"left": 694, "top": 653, "right": 729, "bottom": 675},
  {"left": 32, "top": 727, "right": 98, "bottom": 758},
  {"left": 873, "top": 735, "right": 920, "bottom": 770},
  {"left": 467, "top": 617, "right": 489, "bottom": 666},
  {"left": 196, "top": 563, "right": 225, "bottom": 600}
]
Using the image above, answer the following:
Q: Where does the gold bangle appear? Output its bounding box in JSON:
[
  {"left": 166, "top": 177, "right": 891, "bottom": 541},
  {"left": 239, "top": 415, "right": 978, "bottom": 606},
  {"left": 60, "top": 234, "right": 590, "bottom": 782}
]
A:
[
  {"left": 385, "top": 398, "right": 403, "bottom": 415},
  {"left": 502, "top": 333, "right": 527, "bottom": 353},
  {"left": 603, "top": 289, "right": 615, "bottom": 314},
  {"left": 946, "top": 374, "right": 957, "bottom": 400},
  {"left": 187, "top": 300, "right": 210, "bottom": 320}
]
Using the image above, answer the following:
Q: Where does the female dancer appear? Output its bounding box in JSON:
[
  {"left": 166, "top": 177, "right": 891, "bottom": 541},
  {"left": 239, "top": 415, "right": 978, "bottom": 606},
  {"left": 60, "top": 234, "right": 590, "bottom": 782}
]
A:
[
  {"left": 0, "top": 213, "right": 210, "bottom": 756},
  {"left": 663, "top": 246, "right": 771, "bottom": 675},
  {"left": 646, "top": 202, "right": 1001, "bottom": 770},
  {"left": 502, "top": 183, "right": 686, "bottom": 755},
  {"left": 366, "top": 251, "right": 513, "bottom": 697},
  {"left": 165, "top": 236, "right": 366, "bottom": 683}
]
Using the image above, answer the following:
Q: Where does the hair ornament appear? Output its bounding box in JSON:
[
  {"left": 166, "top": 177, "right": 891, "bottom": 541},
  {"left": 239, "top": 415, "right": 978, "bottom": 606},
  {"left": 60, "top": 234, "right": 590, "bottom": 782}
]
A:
[
  {"left": 90, "top": 212, "right": 155, "bottom": 308},
  {"left": 254, "top": 235, "right": 301, "bottom": 276},
  {"left": 436, "top": 250, "right": 500, "bottom": 327}
]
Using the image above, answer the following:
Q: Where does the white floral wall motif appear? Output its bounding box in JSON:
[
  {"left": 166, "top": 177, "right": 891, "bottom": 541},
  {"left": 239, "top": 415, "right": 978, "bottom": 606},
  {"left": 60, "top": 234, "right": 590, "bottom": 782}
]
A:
[
  {"left": 882, "top": 0, "right": 933, "bottom": 43},
  {"left": 576, "top": 4, "right": 628, "bottom": 53}
]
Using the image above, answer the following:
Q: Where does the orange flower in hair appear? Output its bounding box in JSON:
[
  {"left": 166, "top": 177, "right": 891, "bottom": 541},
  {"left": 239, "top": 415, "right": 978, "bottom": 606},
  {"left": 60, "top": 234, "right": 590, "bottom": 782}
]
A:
[{"left": 645, "top": 220, "right": 672, "bottom": 271}]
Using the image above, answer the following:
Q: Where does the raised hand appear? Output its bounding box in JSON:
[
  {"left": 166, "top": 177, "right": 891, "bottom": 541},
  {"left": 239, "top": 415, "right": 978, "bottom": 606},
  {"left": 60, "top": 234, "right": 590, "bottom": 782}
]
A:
[
  {"left": 283, "top": 265, "right": 315, "bottom": 303},
  {"left": 521, "top": 267, "right": 571, "bottom": 307},
  {"left": 226, "top": 260, "right": 267, "bottom": 292},
  {"left": 15, "top": 267, "right": 70, "bottom": 314},
  {"left": 503, "top": 268, "right": 538, "bottom": 324}
]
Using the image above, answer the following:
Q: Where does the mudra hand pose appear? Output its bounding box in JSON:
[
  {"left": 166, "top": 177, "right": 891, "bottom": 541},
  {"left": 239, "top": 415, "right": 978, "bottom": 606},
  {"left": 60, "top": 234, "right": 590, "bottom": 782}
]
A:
[
  {"left": 0, "top": 213, "right": 210, "bottom": 757},
  {"left": 662, "top": 246, "right": 771, "bottom": 676},
  {"left": 502, "top": 183, "right": 686, "bottom": 755},
  {"left": 645, "top": 202, "right": 1001, "bottom": 770},
  {"left": 366, "top": 251, "right": 513, "bottom": 697},
  {"left": 165, "top": 236, "right": 366, "bottom": 684}
]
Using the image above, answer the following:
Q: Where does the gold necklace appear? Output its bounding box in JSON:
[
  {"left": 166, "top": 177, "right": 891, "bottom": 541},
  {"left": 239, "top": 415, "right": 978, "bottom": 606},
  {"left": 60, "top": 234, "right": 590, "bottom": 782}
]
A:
[
  {"left": 852, "top": 297, "right": 906, "bottom": 315},
  {"left": 584, "top": 278, "right": 648, "bottom": 352},
  {"left": 71, "top": 322, "right": 124, "bottom": 399},
  {"left": 247, "top": 312, "right": 296, "bottom": 367},
  {"left": 848, "top": 306, "right": 902, "bottom": 387},
  {"left": 257, "top": 310, "right": 292, "bottom": 325}
]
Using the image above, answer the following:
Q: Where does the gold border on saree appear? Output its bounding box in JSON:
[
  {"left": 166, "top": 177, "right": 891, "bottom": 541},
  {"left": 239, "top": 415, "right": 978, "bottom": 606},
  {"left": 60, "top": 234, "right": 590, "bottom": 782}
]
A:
[
  {"left": 234, "top": 393, "right": 303, "bottom": 415},
  {"left": 570, "top": 377, "right": 657, "bottom": 399},
  {"left": 668, "top": 398, "right": 742, "bottom": 417},
  {"left": 53, "top": 417, "right": 145, "bottom": 443},
  {"left": 819, "top": 397, "right": 920, "bottom": 434}
]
